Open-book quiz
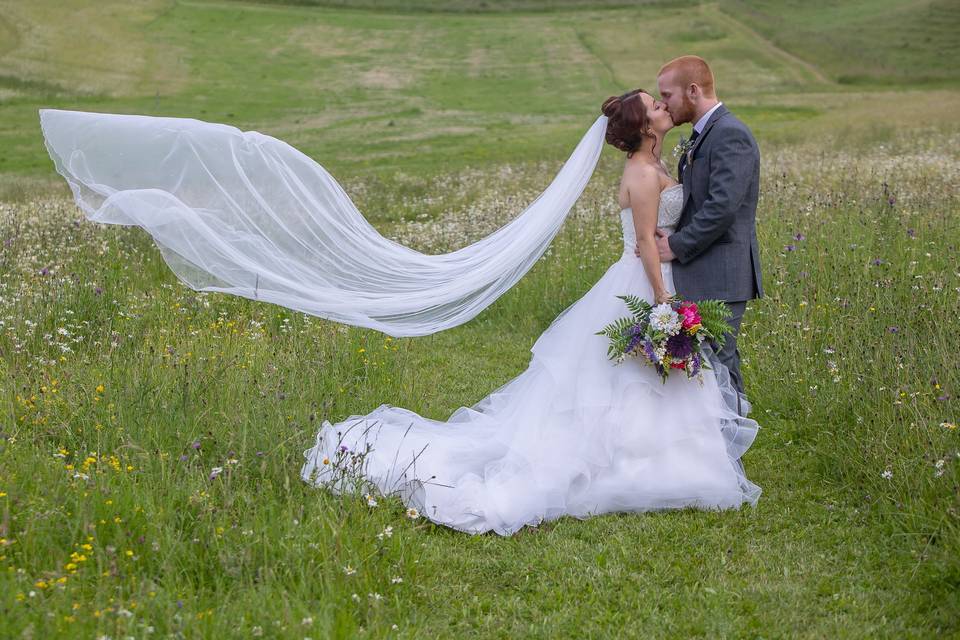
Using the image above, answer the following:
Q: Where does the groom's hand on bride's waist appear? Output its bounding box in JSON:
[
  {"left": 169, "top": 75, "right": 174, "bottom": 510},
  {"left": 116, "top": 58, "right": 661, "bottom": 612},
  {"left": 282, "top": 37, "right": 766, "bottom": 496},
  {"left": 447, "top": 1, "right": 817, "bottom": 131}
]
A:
[
  {"left": 634, "top": 233, "right": 676, "bottom": 262},
  {"left": 654, "top": 229, "right": 676, "bottom": 262}
]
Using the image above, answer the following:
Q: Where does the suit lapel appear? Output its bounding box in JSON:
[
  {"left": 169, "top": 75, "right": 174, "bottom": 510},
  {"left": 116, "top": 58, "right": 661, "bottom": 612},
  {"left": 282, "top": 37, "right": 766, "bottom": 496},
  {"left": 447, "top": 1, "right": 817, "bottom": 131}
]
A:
[{"left": 680, "top": 104, "right": 729, "bottom": 211}]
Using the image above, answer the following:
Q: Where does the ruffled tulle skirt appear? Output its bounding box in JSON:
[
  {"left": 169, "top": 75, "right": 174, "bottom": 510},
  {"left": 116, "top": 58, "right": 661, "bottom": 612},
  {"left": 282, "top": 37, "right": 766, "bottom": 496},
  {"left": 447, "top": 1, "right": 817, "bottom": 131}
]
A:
[{"left": 302, "top": 251, "right": 761, "bottom": 535}]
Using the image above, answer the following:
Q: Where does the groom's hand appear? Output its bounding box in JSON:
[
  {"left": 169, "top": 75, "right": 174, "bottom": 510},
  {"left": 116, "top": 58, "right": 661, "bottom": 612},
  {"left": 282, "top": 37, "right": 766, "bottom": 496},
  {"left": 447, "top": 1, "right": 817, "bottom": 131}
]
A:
[{"left": 655, "top": 229, "right": 676, "bottom": 262}]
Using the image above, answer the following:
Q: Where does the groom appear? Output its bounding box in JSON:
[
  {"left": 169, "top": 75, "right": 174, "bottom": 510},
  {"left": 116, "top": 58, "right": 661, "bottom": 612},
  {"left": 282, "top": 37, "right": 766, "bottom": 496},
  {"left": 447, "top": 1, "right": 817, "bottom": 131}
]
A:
[{"left": 652, "top": 55, "right": 763, "bottom": 404}]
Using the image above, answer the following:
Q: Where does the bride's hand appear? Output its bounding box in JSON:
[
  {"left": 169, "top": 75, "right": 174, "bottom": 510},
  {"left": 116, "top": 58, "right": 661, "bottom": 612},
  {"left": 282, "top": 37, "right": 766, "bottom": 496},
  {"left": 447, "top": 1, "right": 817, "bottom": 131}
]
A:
[{"left": 654, "top": 291, "right": 674, "bottom": 305}]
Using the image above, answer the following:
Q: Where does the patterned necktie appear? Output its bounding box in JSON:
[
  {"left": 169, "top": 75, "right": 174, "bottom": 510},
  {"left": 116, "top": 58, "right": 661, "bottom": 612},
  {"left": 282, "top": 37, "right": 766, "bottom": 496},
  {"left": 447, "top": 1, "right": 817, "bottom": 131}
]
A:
[{"left": 677, "top": 129, "right": 700, "bottom": 180}]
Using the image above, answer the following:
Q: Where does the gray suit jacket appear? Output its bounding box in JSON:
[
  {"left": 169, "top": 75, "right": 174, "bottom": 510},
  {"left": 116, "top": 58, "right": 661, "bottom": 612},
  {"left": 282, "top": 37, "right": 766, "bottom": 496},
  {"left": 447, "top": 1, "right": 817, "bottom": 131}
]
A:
[{"left": 667, "top": 104, "right": 763, "bottom": 303}]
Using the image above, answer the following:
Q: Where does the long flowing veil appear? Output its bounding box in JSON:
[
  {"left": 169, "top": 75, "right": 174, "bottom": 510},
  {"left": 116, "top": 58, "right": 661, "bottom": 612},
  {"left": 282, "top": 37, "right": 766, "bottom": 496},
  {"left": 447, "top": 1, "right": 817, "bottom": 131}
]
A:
[{"left": 39, "top": 109, "right": 607, "bottom": 337}]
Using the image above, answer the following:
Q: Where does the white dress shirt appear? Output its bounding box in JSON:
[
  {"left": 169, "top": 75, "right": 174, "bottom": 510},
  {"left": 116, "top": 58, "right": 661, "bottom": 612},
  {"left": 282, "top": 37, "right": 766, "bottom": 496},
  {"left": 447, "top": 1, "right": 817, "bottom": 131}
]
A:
[{"left": 693, "top": 101, "right": 723, "bottom": 135}]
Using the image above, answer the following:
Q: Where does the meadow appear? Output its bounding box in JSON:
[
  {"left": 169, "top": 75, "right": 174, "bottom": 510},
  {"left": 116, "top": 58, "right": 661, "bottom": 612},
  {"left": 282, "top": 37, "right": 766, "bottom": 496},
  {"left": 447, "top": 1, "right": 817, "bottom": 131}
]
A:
[{"left": 1, "top": 0, "right": 958, "bottom": 637}]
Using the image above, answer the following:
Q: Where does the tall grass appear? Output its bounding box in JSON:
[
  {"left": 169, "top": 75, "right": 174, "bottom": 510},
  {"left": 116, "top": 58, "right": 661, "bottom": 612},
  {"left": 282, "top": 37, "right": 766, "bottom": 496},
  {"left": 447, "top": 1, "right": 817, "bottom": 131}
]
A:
[{"left": 0, "top": 135, "right": 957, "bottom": 636}]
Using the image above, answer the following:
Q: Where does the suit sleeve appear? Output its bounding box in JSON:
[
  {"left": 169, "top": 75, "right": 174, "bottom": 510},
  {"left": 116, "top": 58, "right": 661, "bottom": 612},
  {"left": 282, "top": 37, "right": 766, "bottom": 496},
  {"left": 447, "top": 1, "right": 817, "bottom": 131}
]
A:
[{"left": 668, "top": 126, "right": 756, "bottom": 264}]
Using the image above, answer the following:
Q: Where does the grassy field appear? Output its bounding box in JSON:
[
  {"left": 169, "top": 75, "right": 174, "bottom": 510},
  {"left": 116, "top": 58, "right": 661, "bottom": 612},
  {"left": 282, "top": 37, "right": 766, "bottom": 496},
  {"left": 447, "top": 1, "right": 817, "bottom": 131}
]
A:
[{"left": 1, "top": 0, "right": 959, "bottom": 637}]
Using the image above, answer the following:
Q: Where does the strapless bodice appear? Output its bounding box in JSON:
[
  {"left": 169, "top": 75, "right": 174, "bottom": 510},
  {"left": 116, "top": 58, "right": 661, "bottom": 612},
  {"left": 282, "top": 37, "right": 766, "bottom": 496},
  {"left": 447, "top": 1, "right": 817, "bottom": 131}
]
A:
[{"left": 620, "top": 183, "right": 683, "bottom": 251}]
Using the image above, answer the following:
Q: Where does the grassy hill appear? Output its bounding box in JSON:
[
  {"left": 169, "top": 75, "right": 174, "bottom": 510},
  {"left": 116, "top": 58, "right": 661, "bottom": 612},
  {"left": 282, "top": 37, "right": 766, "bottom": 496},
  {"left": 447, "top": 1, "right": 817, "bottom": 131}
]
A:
[{"left": 0, "top": 0, "right": 958, "bottom": 201}]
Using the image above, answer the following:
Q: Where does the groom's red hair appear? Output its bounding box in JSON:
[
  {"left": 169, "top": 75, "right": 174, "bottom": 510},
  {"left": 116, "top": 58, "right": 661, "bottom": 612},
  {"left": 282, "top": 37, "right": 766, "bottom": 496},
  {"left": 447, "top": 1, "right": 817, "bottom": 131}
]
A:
[{"left": 658, "top": 55, "right": 716, "bottom": 97}]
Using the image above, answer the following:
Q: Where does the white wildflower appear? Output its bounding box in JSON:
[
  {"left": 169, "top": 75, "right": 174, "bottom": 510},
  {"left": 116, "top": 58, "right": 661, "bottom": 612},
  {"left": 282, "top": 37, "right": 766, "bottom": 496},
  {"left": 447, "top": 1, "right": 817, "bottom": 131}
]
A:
[{"left": 649, "top": 303, "right": 682, "bottom": 336}]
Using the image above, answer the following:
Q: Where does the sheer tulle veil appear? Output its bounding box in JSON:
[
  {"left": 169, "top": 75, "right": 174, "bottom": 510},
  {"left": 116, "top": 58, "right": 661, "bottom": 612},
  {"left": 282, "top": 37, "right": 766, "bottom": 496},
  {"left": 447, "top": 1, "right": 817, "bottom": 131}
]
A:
[{"left": 39, "top": 109, "right": 608, "bottom": 337}]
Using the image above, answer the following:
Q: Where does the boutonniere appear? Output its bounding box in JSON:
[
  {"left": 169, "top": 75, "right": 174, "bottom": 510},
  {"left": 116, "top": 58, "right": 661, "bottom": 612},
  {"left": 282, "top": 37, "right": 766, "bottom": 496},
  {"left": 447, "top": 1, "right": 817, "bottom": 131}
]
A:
[{"left": 673, "top": 135, "right": 695, "bottom": 159}]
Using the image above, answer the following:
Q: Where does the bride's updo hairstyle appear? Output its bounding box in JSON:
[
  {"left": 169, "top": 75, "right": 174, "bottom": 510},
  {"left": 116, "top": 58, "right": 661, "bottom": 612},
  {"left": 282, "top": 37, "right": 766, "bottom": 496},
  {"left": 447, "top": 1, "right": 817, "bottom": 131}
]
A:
[{"left": 601, "top": 89, "right": 653, "bottom": 158}]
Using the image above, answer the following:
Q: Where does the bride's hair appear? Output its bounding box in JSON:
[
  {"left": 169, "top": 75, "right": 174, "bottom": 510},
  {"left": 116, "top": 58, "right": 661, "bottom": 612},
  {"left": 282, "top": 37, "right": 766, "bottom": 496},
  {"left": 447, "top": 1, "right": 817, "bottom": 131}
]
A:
[{"left": 601, "top": 89, "right": 654, "bottom": 158}]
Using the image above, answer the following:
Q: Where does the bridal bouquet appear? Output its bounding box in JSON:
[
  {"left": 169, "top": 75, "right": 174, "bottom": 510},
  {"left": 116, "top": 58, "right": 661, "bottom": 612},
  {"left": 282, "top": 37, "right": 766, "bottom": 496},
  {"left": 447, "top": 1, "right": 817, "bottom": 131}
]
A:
[{"left": 597, "top": 295, "right": 734, "bottom": 383}]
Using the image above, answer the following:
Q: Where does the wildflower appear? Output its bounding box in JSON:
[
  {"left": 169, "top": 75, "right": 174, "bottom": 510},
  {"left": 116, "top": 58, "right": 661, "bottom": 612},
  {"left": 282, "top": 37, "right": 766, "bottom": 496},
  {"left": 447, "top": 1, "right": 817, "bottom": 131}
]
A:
[
  {"left": 377, "top": 526, "right": 393, "bottom": 540},
  {"left": 934, "top": 460, "right": 946, "bottom": 478},
  {"left": 941, "top": 422, "right": 957, "bottom": 431},
  {"left": 365, "top": 494, "right": 378, "bottom": 507},
  {"left": 405, "top": 507, "right": 420, "bottom": 520},
  {"left": 343, "top": 565, "right": 356, "bottom": 576},
  {"left": 649, "top": 304, "right": 681, "bottom": 336},
  {"left": 322, "top": 456, "right": 330, "bottom": 465},
  {"left": 665, "top": 333, "right": 693, "bottom": 360},
  {"left": 351, "top": 593, "right": 360, "bottom": 602},
  {"left": 368, "top": 592, "right": 382, "bottom": 601},
  {"left": 881, "top": 469, "right": 893, "bottom": 480},
  {"left": 302, "top": 617, "right": 313, "bottom": 626},
  {"left": 95, "top": 384, "right": 105, "bottom": 394},
  {"left": 391, "top": 577, "right": 403, "bottom": 584},
  {"left": 209, "top": 467, "right": 224, "bottom": 480},
  {"left": 252, "top": 626, "right": 263, "bottom": 637}
]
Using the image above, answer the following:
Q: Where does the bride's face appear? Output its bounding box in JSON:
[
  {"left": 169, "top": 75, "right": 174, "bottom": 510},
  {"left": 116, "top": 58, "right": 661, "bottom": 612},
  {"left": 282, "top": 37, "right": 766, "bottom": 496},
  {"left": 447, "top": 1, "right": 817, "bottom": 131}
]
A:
[{"left": 640, "top": 92, "right": 673, "bottom": 135}]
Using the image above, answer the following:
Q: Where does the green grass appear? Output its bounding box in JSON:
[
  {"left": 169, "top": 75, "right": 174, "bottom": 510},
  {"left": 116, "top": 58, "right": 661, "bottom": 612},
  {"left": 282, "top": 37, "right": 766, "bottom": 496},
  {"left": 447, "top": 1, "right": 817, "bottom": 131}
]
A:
[
  {"left": 1, "top": 142, "right": 958, "bottom": 637},
  {"left": 2, "top": 0, "right": 958, "bottom": 195},
  {"left": 724, "top": 0, "right": 960, "bottom": 86},
  {"left": 1, "top": 0, "right": 959, "bottom": 637}
]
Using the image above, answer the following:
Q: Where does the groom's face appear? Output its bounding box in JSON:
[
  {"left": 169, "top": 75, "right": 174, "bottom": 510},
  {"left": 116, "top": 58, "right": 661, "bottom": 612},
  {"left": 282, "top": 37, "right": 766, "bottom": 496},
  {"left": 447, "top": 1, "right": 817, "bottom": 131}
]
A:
[{"left": 657, "top": 71, "right": 695, "bottom": 125}]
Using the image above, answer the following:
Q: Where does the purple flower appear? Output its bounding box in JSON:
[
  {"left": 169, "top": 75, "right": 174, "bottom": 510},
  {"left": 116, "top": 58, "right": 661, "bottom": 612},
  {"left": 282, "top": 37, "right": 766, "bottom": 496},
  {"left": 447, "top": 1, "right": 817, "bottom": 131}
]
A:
[
  {"left": 178, "top": 454, "right": 188, "bottom": 462},
  {"left": 907, "top": 228, "right": 915, "bottom": 238},
  {"left": 94, "top": 287, "right": 103, "bottom": 296},
  {"left": 666, "top": 333, "right": 693, "bottom": 359},
  {"left": 690, "top": 352, "right": 702, "bottom": 377},
  {"left": 785, "top": 244, "right": 796, "bottom": 252},
  {"left": 888, "top": 196, "right": 896, "bottom": 207},
  {"left": 338, "top": 445, "right": 349, "bottom": 453},
  {"left": 793, "top": 233, "right": 806, "bottom": 241},
  {"left": 888, "top": 326, "right": 899, "bottom": 334},
  {"left": 871, "top": 258, "right": 883, "bottom": 266},
  {"left": 192, "top": 441, "right": 201, "bottom": 450},
  {"left": 39, "top": 267, "right": 50, "bottom": 276},
  {"left": 642, "top": 339, "right": 658, "bottom": 363}
]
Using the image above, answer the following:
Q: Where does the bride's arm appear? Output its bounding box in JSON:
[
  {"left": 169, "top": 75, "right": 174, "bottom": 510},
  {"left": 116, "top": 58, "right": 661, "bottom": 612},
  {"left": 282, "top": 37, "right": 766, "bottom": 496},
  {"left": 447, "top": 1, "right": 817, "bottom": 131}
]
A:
[{"left": 627, "top": 168, "right": 671, "bottom": 305}]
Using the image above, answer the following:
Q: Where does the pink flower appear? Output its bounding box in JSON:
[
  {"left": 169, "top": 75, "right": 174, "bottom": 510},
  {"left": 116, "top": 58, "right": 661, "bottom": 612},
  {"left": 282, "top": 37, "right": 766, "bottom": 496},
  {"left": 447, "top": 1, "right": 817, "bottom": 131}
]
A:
[{"left": 678, "top": 303, "right": 701, "bottom": 329}]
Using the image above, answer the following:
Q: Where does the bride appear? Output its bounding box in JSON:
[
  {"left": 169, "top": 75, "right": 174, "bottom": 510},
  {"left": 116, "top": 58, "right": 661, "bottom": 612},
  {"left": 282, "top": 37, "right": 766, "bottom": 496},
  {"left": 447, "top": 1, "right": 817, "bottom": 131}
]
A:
[
  {"left": 38, "top": 90, "right": 760, "bottom": 537},
  {"left": 301, "top": 90, "right": 761, "bottom": 535}
]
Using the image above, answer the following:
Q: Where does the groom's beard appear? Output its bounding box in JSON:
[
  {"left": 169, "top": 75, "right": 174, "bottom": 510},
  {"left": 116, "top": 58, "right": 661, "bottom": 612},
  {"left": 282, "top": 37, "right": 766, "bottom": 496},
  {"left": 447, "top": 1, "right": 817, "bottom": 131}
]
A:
[{"left": 672, "top": 95, "right": 696, "bottom": 125}]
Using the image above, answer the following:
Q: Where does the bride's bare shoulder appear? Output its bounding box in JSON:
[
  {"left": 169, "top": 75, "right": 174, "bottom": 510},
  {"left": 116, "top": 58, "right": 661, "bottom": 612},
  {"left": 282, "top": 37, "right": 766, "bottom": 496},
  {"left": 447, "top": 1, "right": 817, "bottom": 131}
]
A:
[{"left": 622, "top": 161, "right": 662, "bottom": 195}]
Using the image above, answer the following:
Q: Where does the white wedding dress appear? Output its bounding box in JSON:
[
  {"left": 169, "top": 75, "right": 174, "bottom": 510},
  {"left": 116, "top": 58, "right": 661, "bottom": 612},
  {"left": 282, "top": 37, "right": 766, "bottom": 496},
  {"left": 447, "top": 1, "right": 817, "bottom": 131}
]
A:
[
  {"left": 36, "top": 109, "right": 759, "bottom": 536},
  {"left": 302, "top": 183, "right": 761, "bottom": 535}
]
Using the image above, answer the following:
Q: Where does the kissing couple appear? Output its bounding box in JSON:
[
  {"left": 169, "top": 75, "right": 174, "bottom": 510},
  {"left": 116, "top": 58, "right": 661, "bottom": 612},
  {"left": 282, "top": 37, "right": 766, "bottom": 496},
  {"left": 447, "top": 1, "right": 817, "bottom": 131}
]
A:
[{"left": 39, "top": 55, "right": 763, "bottom": 536}]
